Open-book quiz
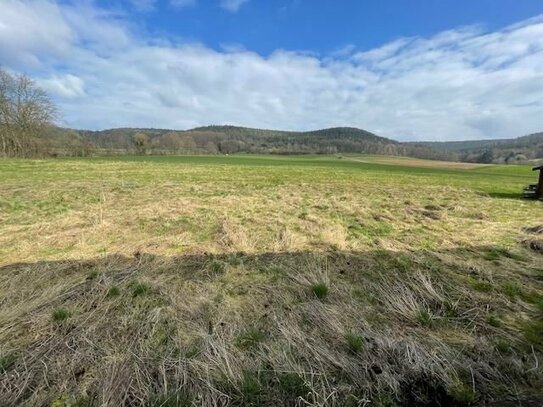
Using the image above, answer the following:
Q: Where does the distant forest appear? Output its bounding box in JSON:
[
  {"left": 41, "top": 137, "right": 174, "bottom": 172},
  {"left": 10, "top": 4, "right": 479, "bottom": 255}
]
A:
[
  {"left": 42, "top": 125, "right": 457, "bottom": 161},
  {"left": 12, "top": 125, "right": 543, "bottom": 165},
  {"left": 413, "top": 132, "right": 543, "bottom": 164}
]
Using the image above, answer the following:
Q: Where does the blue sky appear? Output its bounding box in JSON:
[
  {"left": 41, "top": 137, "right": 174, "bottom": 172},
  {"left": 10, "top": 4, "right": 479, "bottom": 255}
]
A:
[
  {"left": 123, "top": 0, "right": 543, "bottom": 55},
  {"left": 1, "top": 0, "right": 543, "bottom": 140}
]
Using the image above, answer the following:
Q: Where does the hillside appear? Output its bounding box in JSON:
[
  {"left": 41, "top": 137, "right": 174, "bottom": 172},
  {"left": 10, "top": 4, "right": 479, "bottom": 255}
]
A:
[
  {"left": 39, "top": 125, "right": 455, "bottom": 161},
  {"left": 414, "top": 132, "right": 543, "bottom": 164}
]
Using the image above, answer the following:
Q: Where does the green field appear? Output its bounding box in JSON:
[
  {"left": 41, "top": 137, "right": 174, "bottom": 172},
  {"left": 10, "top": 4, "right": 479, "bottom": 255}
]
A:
[{"left": 0, "top": 155, "right": 542, "bottom": 406}]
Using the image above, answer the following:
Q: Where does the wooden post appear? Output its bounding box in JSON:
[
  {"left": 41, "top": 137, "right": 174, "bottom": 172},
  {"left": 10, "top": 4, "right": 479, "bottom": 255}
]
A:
[
  {"left": 534, "top": 166, "right": 543, "bottom": 199},
  {"left": 538, "top": 169, "right": 543, "bottom": 199}
]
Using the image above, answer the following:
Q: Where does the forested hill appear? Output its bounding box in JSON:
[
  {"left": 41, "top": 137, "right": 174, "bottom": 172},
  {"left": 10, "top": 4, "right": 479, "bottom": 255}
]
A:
[
  {"left": 413, "top": 132, "right": 543, "bottom": 164},
  {"left": 42, "top": 125, "right": 455, "bottom": 160}
]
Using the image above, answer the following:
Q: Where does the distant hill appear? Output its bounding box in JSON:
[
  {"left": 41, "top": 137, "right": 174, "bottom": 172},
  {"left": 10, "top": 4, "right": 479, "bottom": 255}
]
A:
[
  {"left": 41, "top": 125, "right": 455, "bottom": 161},
  {"left": 35, "top": 125, "right": 543, "bottom": 164},
  {"left": 412, "top": 132, "right": 543, "bottom": 164}
]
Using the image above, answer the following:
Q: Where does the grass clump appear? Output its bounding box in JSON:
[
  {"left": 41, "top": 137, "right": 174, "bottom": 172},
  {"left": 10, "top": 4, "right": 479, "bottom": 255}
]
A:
[
  {"left": 220, "top": 371, "right": 264, "bottom": 406},
  {"left": 444, "top": 300, "right": 459, "bottom": 318},
  {"left": 234, "top": 327, "right": 266, "bottom": 350},
  {"left": 447, "top": 381, "right": 477, "bottom": 405},
  {"left": 311, "top": 282, "right": 329, "bottom": 299},
  {"left": 416, "top": 309, "right": 434, "bottom": 327},
  {"left": 239, "top": 373, "right": 264, "bottom": 406},
  {"left": 51, "top": 395, "right": 91, "bottom": 407},
  {"left": 470, "top": 279, "right": 493, "bottom": 293},
  {"left": 149, "top": 391, "right": 193, "bottom": 407},
  {"left": 208, "top": 259, "right": 226, "bottom": 275},
  {"left": 131, "top": 281, "right": 150, "bottom": 297},
  {"left": 345, "top": 332, "right": 365, "bottom": 353},
  {"left": 51, "top": 308, "right": 71, "bottom": 323},
  {"left": 522, "top": 319, "right": 543, "bottom": 350},
  {"left": 278, "top": 372, "right": 308, "bottom": 400},
  {"left": 486, "top": 314, "right": 501, "bottom": 327},
  {"left": 107, "top": 285, "right": 121, "bottom": 298},
  {"left": 86, "top": 270, "right": 99, "bottom": 280},
  {"left": 0, "top": 353, "right": 17, "bottom": 372},
  {"left": 494, "top": 338, "right": 512, "bottom": 354},
  {"left": 484, "top": 247, "right": 525, "bottom": 262},
  {"left": 501, "top": 281, "right": 523, "bottom": 299}
]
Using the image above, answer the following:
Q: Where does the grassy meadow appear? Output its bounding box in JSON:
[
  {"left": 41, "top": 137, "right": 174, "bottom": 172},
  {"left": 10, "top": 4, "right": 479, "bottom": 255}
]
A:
[{"left": 0, "top": 154, "right": 542, "bottom": 406}]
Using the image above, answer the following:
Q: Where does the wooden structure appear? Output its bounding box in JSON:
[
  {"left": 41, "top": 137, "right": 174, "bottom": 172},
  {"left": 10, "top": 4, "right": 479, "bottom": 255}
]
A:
[
  {"left": 524, "top": 166, "right": 543, "bottom": 199},
  {"left": 535, "top": 166, "right": 543, "bottom": 199}
]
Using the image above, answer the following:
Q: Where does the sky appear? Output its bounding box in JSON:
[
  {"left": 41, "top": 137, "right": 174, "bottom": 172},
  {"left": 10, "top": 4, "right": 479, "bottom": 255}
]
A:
[{"left": 0, "top": 0, "right": 543, "bottom": 141}]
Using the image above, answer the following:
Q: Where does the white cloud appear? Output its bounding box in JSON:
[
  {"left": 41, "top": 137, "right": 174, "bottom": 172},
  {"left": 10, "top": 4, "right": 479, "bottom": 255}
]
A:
[
  {"left": 0, "top": 0, "right": 542, "bottom": 140},
  {"left": 129, "top": 0, "right": 157, "bottom": 12},
  {"left": 39, "top": 74, "right": 85, "bottom": 98},
  {"left": 220, "top": 0, "right": 249, "bottom": 13},
  {"left": 171, "top": 0, "right": 197, "bottom": 9},
  {"left": 0, "top": 0, "right": 73, "bottom": 68}
]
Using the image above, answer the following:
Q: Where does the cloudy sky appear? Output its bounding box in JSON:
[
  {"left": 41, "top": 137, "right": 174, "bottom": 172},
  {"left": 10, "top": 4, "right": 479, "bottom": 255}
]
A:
[{"left": 1, "top": 0, "right": 542, "bottom": 141}]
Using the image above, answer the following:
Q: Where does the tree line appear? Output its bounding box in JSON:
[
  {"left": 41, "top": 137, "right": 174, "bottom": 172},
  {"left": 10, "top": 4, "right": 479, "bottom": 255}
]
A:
[{"left": 61, "top": 127, "right": 455, "bottom": 161}]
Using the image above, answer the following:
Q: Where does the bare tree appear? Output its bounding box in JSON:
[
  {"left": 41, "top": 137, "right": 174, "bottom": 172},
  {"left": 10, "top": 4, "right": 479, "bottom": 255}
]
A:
[
  {"left": 0, "top": 68, "right": 57, "bottom": 157},
  {"left": 133, "top": 132, "right": 150, "bottom": 155}
]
